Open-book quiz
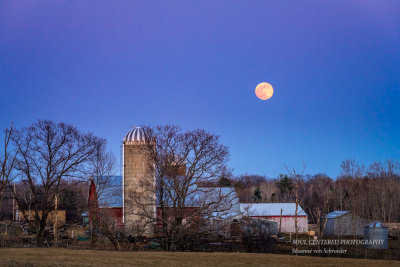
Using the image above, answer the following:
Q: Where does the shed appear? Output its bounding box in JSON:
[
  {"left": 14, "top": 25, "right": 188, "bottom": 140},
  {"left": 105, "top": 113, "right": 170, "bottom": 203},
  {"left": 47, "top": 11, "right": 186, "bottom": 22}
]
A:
[
  {"left": 18, "top": 210, "right": 66, "bottom": 226},
  {"left": 240, "top": 203, "right": 308, "bottom": 233},
  {"left": 82, "top": 212, "right": 89, "bottom": 226},
  {"left": 323, "top": 211, "right": 368, "bottom": 236}
]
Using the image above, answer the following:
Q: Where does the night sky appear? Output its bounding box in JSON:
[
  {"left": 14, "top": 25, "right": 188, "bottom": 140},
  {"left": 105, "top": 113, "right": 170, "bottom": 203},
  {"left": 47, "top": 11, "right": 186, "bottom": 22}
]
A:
[{"left": 1, "top": 1, "right": 400, "bottom": 178}]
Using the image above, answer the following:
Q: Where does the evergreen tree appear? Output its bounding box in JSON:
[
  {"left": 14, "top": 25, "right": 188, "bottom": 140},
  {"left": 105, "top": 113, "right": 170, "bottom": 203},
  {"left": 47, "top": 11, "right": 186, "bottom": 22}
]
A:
[
  {"left": 277, "top": 175, "right": 293, "bottom": 194},
  {"left": 252, "top": 187, "right": 262, "bottom": 203}
]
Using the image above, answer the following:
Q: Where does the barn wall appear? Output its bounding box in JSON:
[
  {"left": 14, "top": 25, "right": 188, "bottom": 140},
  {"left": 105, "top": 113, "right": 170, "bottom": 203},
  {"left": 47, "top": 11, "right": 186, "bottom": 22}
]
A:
[
  {"left": 99, "top": 207, "right": 123, "bottom": 226},
  {"left": 323, "top": 213, "right": 368, "bottom": 236},
  {"left": 334, "top": 213, "right": 367, "bottom": 236},
  {"left": 324, "top": 219, "right": 335, "bottom": 236}
]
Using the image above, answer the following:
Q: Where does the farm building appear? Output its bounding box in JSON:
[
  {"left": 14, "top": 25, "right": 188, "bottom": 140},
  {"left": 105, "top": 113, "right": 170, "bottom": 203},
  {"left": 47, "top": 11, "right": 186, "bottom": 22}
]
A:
[
  {"left": 85, "top": 177, "right": 124, "bottom": 228},
  {"left": 240, "top": 203, "right": 308, "bottom": 233},
  {"left": 87, "top": 176, "right": 241, "bottom": 234},
  {"left": 322, "top": 211, "right": 369, "bottom": 236},
  {"left": 17, "top": 210, "right": 66, "bottom": 226}
]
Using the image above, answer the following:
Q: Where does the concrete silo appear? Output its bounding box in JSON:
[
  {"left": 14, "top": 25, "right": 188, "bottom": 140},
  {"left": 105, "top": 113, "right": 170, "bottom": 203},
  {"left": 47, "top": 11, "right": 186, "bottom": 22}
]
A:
[{"left": 123, "top": 127, "right": 156, "bottom": 237}]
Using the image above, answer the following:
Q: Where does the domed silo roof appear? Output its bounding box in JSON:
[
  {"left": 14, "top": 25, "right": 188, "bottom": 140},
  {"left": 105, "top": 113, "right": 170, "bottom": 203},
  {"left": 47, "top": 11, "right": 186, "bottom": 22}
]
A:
[{"left": 123, "top": 127, "right": 146, "bottom": 143}]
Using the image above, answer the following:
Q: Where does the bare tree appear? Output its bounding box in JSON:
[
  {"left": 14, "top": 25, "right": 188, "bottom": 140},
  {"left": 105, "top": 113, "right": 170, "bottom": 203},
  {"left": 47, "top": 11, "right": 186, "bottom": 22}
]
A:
[
  {"left": 285, "top": 165, "right": 305, "bottom": 243},
  {"left": 234, "top": 175, "right": 268, "bottom": 203},
  {"left": 133, "top": 125, "right": 231, "bottom": 251},
  {"left": 88, "top": 143, "right": 116, "bottom": 201},
  {"left": 259, "top": 181, "right": 278, "bottom": 203},
  {"left": 0, "top": 123, "right": 18, "bottom": 212},
  {"left": 11, "top": 120, "right": 103, "bottom": 246},
  {"left": 97, "top": 208, "right": 124, "bottom": 251},
  {"left": 241, "top": 217, "right": 277, "bottom": 253},
  {"left": 366, "top": 160, "right": 400, "bottom": 223},
  {"left": 301, "top": 174, "right": 333, "bottom": 239},
  {"left": 339, "top": 159, "right": 364, "bottom": 238},
  {"left": 86, "top": 142, "right": 117, "bottom": 245}
]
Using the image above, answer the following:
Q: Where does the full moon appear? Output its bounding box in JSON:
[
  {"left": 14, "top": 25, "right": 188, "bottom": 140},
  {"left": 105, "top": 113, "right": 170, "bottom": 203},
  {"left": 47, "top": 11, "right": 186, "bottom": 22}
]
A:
[{"left": 255, "top": 82, "right": 274, "bottom": 100}]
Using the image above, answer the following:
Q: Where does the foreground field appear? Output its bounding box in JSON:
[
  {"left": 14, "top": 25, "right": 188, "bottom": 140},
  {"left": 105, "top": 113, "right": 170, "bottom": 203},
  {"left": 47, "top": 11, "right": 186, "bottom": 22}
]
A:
[{"left": 0, "top": 248, "right": 399, "bottom": 267}]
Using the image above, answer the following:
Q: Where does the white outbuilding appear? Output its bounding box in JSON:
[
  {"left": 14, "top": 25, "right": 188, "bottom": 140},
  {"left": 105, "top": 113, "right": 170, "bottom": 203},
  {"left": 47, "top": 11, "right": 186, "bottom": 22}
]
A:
[{"left": 240, "top": 203, "right": 308, "bottom": 233}]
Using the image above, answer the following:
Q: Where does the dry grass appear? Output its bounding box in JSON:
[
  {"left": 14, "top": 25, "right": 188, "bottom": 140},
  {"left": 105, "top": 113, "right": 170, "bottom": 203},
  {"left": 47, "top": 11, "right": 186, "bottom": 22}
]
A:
[{"left": 0, "top": 248, "right": 399, "bottom": 267}]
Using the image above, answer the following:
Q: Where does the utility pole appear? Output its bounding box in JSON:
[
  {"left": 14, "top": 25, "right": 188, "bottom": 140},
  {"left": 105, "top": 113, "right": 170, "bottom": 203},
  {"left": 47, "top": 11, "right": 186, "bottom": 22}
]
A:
[
  {"left": 22, "top": 180, "right": 31, "bottom": 221},
  {"left": 28, "top": 192, "right": 31, "bottom": 221},
  {"left": 13, "top": 183, "right": 18, "bottom": 221},
  {"left": 12, "top": 183, "right": 15, "bottom": 221},
  {"left": 54, "top": 193, "right": 58, "bottom": 247}
]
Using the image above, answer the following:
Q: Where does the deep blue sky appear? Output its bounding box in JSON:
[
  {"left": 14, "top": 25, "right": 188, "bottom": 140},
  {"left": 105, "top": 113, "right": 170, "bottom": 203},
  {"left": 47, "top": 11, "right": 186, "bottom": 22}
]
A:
[{"left": 1, "top": 1, "right": 400, "bottom": 178}]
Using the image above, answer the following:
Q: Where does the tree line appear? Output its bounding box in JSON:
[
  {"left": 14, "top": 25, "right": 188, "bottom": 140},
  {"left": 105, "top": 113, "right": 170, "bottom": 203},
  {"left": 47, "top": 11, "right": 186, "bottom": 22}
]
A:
[
  {"left": 1, "top": 120, "right": 400, "bottom": 249},
  {"left": 228, "top": 159, "right": 400, "bottom": 227}
]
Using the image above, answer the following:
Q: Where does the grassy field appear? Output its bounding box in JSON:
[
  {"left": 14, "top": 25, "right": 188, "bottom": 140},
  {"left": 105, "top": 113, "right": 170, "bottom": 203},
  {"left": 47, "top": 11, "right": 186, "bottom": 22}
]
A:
[{"left": 0, "top": 249, "right": 399, "bottom": 267}]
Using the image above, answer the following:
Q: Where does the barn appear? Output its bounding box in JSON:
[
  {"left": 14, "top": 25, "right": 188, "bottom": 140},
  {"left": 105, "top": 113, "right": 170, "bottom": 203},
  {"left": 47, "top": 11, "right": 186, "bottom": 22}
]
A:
[
  {"left": 322, "top": 211, "right": 369, "bottom": 236},
  {"left": 87, "top": 176, "right": 241, "bottom": 233},
  {"left": 240, "top": 203, "right": 308, "bottom": 233}
]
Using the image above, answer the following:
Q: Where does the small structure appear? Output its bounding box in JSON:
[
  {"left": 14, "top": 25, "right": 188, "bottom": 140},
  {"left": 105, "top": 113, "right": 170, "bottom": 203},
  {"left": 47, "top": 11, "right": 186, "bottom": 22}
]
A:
[
  {"left": 18, "top": 210, "right": 66, "bottom": 226},
  {"left": 82, "top": 212, "right": 89, "bottom": 226},
  {"left": 364, "top": 221, "right": 388, "bottom": 249},
  {"left": 323, "top": 211, "right": 368, "bottom": 236},
  {"left": 240, "top": 203, "right": 308, "bottom": 233}
]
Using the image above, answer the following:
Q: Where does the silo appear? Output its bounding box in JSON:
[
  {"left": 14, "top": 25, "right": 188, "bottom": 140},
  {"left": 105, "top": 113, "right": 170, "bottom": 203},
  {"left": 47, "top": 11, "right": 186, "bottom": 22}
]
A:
[
  {"left": 123, "top": 127, "right": 156, "bottom": 237},
  {"left": 364, "top": 221, "right": 388, "bottom": 249}
]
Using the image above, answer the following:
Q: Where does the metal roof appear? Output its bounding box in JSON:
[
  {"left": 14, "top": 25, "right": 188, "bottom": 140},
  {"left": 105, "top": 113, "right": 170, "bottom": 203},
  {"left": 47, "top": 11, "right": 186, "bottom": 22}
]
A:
[
  {"left": 98, "top": 176, "right": 123, "bottom": 208},
  {"left": 324, "top": 211, "right": 350, "bottom": 219},
  {"left": 123, "top": 127, "right": 146, "bottom": 143},
  {"left": 163, "top": 186, "right": 241, "bottom": 219},
  {"left": 240, "top": 203, "right": 307, "bottom": 216},
  {"left": 96, "top": 176, "right": 240, "bottom": 219},
  {"left": 193, "top": 187, "right": 241, "bottom": 219},
  {"left": 366, "top": 221, "right": 386, "bottom": 228}
]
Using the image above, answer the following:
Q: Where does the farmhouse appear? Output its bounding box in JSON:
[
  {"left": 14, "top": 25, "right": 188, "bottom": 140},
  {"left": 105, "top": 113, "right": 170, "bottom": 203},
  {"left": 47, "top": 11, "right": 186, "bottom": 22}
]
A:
[{"left": 240, "top": 203, "right": 308, "bottom": 233}]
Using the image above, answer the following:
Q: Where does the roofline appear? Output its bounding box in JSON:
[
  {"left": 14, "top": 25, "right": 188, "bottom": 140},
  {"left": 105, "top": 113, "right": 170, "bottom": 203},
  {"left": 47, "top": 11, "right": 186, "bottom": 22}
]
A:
[
  {"left": 245, "top": 215, "right": 307, "bottom": 218},
  {"left": 323, "top": 211, "right": 351, "bottom": 219},
  {"left": 240, "top": 202, "right": 298, "bottom": 204}
]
